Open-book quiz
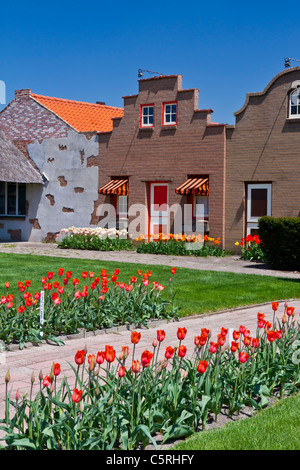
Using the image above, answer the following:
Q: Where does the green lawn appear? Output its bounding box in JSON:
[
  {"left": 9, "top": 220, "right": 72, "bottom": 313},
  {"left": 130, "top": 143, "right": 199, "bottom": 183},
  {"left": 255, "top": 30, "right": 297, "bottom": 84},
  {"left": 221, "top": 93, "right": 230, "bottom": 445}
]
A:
[
  {"left": 0, "top": 252, "right": 299, "bottom": 317},
  {"left": 172, "top": 393, "right": 300, "bottom": 450}
]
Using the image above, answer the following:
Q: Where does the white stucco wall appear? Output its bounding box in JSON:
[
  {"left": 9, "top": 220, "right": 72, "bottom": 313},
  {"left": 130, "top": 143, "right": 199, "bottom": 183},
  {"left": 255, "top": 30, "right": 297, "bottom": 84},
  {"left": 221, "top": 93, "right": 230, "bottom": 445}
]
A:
[{"left": 14, "top": 131, "right": 100, "bottom": 242}]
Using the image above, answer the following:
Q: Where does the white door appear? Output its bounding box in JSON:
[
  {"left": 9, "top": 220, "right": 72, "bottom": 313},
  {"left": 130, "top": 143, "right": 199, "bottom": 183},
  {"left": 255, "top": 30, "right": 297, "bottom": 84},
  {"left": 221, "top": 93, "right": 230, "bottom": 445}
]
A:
[{"left": 246, "top": 184, "right": 272, "bottom": 236}]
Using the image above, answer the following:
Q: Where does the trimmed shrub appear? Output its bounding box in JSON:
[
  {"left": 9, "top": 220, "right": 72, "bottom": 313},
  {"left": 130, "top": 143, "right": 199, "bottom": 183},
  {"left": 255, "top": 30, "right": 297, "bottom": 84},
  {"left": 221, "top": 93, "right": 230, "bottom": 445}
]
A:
[{"left": 258, "top": 216, "right": 300, "bottom": 271}]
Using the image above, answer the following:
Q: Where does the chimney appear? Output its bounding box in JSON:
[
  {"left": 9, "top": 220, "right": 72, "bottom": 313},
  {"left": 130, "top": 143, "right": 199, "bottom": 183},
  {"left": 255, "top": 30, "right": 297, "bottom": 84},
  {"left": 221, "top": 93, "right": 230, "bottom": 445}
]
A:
[
  {"left": 15, "top": 89, "right": 31, "bottom": 101},
  {"left": 96, "top": 101, "right": 106, "bottom": 105}
]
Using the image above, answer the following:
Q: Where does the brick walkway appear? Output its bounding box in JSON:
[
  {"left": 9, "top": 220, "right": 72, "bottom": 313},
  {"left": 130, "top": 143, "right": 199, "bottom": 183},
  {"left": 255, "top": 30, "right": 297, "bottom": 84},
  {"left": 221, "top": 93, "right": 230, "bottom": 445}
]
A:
[{"left": 0, "top": 242, "right": 299, "bottom": 429}]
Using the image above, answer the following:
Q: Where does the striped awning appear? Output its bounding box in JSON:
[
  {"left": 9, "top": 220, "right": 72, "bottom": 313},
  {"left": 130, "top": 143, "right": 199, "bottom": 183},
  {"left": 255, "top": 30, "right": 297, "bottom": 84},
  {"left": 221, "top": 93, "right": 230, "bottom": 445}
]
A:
[
  {"left": 98, "top": 178, "right": 129, "bottom": 196},
  {"left": 175, "top": 177, "right": 209, "bottom": 196}
]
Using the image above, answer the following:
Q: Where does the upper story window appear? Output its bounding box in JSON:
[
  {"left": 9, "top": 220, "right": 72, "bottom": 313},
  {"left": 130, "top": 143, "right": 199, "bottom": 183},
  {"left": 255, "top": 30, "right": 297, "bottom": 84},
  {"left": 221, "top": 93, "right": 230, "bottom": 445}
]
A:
[
  {"left": 0, "top": 182, "right": 26, "bottom": 216},
  {"left": 140, "top": 105, "right": 154, "bottom": 127},
  {"left": 163, "top": 102, "right": 177, "bottom": 125},
  {"left": 289, "top": 88, "right": 300, "bottom": 117}
]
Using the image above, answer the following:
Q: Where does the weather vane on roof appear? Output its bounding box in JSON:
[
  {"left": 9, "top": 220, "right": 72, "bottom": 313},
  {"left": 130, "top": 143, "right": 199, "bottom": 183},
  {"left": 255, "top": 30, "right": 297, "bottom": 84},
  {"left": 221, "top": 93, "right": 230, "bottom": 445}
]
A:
[
  {"left": 138, "top": 69, "right": 163, "bottom": 78},
  {"left": 284, "top": 57, "right": 300, "bottom": 68}
]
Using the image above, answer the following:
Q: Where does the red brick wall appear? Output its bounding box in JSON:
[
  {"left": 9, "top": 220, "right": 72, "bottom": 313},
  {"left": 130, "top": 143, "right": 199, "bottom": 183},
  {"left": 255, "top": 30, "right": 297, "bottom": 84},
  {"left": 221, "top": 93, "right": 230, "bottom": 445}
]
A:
[
  {"left": 226, "top": 67, "right": 300, "bottom": 250},
  {"left": 96, "top": 75, "right": 226, "bottom": 244}
]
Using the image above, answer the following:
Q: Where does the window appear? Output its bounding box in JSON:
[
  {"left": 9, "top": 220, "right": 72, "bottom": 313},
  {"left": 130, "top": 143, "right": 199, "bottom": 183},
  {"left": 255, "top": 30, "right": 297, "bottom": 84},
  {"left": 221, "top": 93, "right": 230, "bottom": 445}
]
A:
[
  {"left": 289, "top": 88, "right": 300, "bottom": 117},
  {"left": 140, "top": 105, "right": 154, "bottom": 127},
  {"left": 117, "top": 195, "right": 128, "bottom": 230},
  {"left": 193, "top": 195, "right": 209, "bottom": 219},
  {"left": 163, "top": 102, "right": 177, "bottom": 125},
  {"left": 117, "top": 195, "right": 128, "bottom": 218},
  {"left": 0, "top": 182, "right": 26, "bottom": 216}
]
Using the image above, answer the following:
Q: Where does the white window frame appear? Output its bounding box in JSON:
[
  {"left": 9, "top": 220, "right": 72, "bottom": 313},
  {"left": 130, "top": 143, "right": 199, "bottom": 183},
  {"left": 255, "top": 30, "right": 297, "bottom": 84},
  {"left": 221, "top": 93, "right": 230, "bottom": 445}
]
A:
[
  {"left": 163, "top": 102, "right": 177, "bottom": 125},
  {"left": 246, "top": 183, "right": 271, "bottom": 236},
  {"left": 141, "top": 105, "right": 154, "bottom": 127},
  {"left": 289, "top": 88, "right": 300, "bottom": 118},
  {"left": 0, "top": 182, "right": 26, "bottom": 217}
]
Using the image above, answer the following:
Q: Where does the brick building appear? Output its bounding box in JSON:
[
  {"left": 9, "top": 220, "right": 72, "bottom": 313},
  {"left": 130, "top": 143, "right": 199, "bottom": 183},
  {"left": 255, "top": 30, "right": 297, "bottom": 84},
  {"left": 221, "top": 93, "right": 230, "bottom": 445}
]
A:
[
  {"left": 0, "top": 89, "right": 123, "bottom": 241},
  {"left": 95, "top": 75, "right": 226, "bottom": 244},
  {"left": 226, "top": 66, "right": 300, "bottom": 250}
]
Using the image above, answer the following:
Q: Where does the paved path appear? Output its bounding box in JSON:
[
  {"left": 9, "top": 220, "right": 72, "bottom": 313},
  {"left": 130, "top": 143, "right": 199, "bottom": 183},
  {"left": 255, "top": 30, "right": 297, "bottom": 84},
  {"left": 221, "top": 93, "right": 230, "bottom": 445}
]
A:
[{"left": 0, "top": 242, "right": 299, "bottom": 433}]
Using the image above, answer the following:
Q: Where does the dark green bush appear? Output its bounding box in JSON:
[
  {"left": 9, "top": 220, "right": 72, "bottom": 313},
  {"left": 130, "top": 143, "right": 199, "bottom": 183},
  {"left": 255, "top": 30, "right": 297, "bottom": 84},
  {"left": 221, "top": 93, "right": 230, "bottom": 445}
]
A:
[{"left": 258, "top": 216, "right": 300, "bottom": 271}]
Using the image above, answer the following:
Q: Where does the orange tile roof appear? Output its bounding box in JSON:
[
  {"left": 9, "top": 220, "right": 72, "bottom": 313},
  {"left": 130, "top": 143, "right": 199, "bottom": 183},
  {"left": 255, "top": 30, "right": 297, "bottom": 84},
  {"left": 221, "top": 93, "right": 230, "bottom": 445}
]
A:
[{"left": 31, "top": 93, "right": 124, "bottom": 133}]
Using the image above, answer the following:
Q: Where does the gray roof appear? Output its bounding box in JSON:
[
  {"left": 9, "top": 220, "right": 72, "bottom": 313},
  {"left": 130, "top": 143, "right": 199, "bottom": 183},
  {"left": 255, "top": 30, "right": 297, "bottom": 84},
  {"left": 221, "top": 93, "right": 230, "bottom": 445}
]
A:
[{"left": 0, "top": 130, "right": 43, "bottom": 184}]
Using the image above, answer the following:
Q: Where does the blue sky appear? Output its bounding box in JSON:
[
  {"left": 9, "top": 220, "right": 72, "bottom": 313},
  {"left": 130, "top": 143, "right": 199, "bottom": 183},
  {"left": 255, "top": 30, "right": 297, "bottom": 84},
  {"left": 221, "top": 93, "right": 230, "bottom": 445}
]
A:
[{"left": 0, "top": 1, "right": 298, "bottom": 124}]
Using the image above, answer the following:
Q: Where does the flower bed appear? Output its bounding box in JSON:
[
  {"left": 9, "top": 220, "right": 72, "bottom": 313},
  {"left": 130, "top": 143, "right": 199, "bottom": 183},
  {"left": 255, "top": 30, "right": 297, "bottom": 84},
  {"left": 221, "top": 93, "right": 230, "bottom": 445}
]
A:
[
  {"left": 0, "top": 267, "right": 178, "bottom": 348},
  {"left": 235, "top": 235, "right": 265, "bottom": 262},
  {"left": 1, "top": 302, "right": 299, "bottom": 450},
  {"left": 57, "top": 227, "right": 134, "bottom": 251},
  {"left": 136, "top": 233, "right": 230, "bottom": 257}
]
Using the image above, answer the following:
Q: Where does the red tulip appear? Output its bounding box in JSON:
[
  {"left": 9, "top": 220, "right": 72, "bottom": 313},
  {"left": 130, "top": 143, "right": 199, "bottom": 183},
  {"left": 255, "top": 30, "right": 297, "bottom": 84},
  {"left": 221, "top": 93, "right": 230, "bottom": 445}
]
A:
[
  {"left": 252, "top": 338, "right": 259, "bottom": 349},
  {"left": 201, "top": 328, "right": 210, "bottom": 338},
  {"left": 272, "top": 302, "right": 279, "bottom": 311},
  {"left": 118, "top": 366, "right": 126, "bottom": 378},
  {"left": 157, "top": 330, "right": 166, "bottom": 342},
  {"left": 105, "top": 345, "right": 116, "bottom": 363},
  {"left": 88, "top": 354, "right": 95, "bottom": 364},
  {"left": 239, "top": 325, "right": 246, "bottom": 335},
  {"left": 119, "top": 346, "right": 129, "bottom": 361},
  {"left": 275, "top": 330, "right": 283, "bottom": 339},
  {"left": 178, "top": 345, "right": 187, "bottom": 358},
  {"left": 58, "top": 268, "right": 64, "bottom": 276},
  {"left": 217, "top": 334, "right": 226, "bottom": 346},
  {"left": 209, "top": 341, "right": 219, "bottom": 354},
  {"left": 267, "top": 331, "right": 277, "bottom": 342},
  {"left": 72, "top": 388, "right": 83, "bottom": 403},
  {"left": 233, "top": 330, "right": 240, "bottom": 340},
  {"left": 171, "top": 268, "right": 177, "bottom": 274},
  {"left": 53, "top": 363, "right": 61, "bottom": 376},
  {"left": 257, "top": 312, "right": 265, "bottom": 321},
  {"left": 132, "top": 360, "right": 141, "bottom": 374},
  {"left": 141, "top": 350, "right": 153, "bottom": 368},
  {"left": 75, "top": 349, "right": 86, "bottom": 365},
  {"left": 131, "top": 331, "right": 141, "bottom": 344},
  {"left": 18, "top": 305, "right": 26, "bottom": 313},
  {"left": 96, "top": 351, "right": 106, "bottom": 365},
  {"left": 177, "top": 327, "right": 187, "bottom": 341},
  {"left": 238, "top": 351, "right": 250, "bottom": 363},
  {"left": 286, "top": 306, "right": 295, "bottom": 317},
  {"left": 197, "top": 360, "right": 208, "bottom": 374},
  {"left": 220, "top": 327, "right": 228, "bottom": 337},
  {"left": 230, "top": 341, "right": 239, "bottom": 352},
  {"left": 43, "top": 375, "right": 51, "bottom": 387},
  {"left": 165, "top": 346, "right": 175, "bottom": 359}
]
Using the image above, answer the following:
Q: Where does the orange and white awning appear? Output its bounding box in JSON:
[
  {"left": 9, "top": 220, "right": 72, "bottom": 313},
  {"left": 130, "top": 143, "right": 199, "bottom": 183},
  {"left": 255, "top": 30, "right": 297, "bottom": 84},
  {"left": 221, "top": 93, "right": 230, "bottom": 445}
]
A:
[
  {"left": 175, "top": 177, "right": 209, "bottom": 196},
  {"left": 98, "top": 178, "right": 129, "bottom": 196}
]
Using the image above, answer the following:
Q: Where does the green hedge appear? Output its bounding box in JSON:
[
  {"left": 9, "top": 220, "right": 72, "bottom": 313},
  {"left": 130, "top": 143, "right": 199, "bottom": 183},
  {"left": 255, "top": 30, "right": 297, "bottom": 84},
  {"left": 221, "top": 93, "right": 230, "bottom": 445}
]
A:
[{"left": 258, "top": 216, "right": 300, "bottom": 271}]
